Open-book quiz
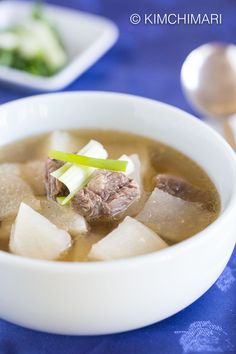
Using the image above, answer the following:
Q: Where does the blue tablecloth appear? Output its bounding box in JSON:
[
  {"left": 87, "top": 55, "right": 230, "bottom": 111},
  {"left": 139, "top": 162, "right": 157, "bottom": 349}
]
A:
[{"left": 0, "top": 1, "right": 235, "bottom": 353}]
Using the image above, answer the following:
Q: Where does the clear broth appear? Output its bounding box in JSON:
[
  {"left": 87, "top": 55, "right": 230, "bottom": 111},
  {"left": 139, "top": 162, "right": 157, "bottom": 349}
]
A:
[{"left": 0, "top": 130, "right": 220, "bottom": 261}]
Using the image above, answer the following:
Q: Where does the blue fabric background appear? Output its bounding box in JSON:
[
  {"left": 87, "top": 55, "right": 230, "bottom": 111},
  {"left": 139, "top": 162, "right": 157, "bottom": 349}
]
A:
[{"left": 0, "top": 1, "right": 236, "bottom": 353}]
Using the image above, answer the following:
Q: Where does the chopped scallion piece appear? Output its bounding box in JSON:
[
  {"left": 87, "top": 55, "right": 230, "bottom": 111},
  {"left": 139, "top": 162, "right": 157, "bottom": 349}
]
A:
[
  {"left": 51, "top": 163, "right": 72, "bottom": 179},
  {"left": 51, "top": 140, "right": 108, "bottom": 205},
  {"left": 56, "top": 196, "right": 67, "bottom": 204},
  {"left": 48, "top": 150, "right": 128, "bottom": 172},
  {"left": 57, "top": 189, "right": 80, "bottom": 206}
]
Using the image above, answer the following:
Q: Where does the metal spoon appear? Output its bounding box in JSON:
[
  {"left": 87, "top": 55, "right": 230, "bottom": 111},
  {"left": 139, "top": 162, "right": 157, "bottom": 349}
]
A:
[{"left": 181, "top": 42, "right": 236, "bottom": 149}]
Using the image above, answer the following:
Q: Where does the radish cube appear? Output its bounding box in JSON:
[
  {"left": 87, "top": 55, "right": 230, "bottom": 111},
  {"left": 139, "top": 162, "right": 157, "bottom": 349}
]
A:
[
  {"left": 10, "top": 203, "right": 71, "bottom": 260},
  {"left": 89, "top": 216, "right": 167, "bottom": 260}
]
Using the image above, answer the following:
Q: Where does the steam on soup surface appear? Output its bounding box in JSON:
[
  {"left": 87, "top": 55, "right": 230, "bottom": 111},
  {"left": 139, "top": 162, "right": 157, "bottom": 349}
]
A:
[{"left": 0, "top": 130, "right": 220, "bottom": 261}]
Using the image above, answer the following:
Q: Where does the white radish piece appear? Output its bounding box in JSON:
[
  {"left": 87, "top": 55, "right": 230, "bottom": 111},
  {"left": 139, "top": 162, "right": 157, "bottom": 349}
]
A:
[
  {"left": 88, "top": 216, "right": 167, "bottom": 261},
  {"left": 119, "top": 154, "right": 135, "bottom": 176},
  {"left": 0, "top": 161, "right": 45, "bottom": 196},
  {"left": 0, "top": 163, "right": 21, "bottom": 176},
  {"left": 129, "top": 154, "right": 142, "bottom": 190},
  {"left": 0, "top": 172, "right": 40, "bottom": 220},
  {"left": 10, "top": 203, "right": 71, "bottom": 260},
  {"left": 21, "top": 160, "right": 45, "bottom": 196},
  {"left": 121, "top": 154, "right": 146, "bottom": 217},
  {"left": 106, "top": 143, "right": 152, "bottom": 179},
  {"left": 119, "top": 153, "right": 142, "bottom": 188},
  {"left": 137, "top": 188, "right": 214, "bottom": 242},
  {"left": 40, "top": 198, "right": 88, "bottom": 236},
  {"left": 48, "top": 131, "right": 81, "bottom": 153}
]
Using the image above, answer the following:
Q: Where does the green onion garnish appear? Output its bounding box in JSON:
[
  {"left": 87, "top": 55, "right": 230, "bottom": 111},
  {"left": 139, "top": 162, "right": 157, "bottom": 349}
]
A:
[
  {"left": 50, "top": 140, "right": 108, "bottom": 206},
  {"left": 48, "top": 150, "right": 128, "bottom": 172}
]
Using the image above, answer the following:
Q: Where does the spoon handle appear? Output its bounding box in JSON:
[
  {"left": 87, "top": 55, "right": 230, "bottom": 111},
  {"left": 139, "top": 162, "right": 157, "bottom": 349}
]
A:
[
  {"left": 204, "top": 116, "right": 236, "bottom": 151},
  {"left": 223, "top": 118, "right": 236, "bottom": 151}
]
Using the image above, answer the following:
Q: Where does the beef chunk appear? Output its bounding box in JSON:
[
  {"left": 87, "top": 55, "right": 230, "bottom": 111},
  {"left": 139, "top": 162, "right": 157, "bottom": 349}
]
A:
[
  {"left": 45, "top": 158, "right": 68, "bottom": 199},
  {"left": 154, "top": 174, "right": 212, "bottom": 209},
  {"left": 72, "top": 170, "right": 140, "bottom": 220}
]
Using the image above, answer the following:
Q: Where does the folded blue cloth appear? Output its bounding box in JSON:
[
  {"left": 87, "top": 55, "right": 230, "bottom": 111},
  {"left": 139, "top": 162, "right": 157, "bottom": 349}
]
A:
[{"left": 0, "top": 0, "right": 235, "bottom": 353}]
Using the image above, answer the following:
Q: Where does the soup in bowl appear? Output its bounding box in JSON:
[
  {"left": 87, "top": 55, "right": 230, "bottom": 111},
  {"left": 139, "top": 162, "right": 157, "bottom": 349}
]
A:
[{"left": 0, "top": 92, "right": 235, "bottom": 335}]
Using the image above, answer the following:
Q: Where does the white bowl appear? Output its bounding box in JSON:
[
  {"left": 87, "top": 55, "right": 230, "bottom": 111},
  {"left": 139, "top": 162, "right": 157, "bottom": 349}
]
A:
[
  {"left": 0, "top": 1, "right": 118, "bottom": 91},
  {"left": 0, "top": 92, "right": 236, "bottom": 335}
]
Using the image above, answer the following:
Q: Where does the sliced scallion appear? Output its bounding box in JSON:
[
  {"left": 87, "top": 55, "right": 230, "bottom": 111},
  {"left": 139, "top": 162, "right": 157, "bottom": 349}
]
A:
[
  {"left": 50, "top": 140, "right": 108, "bottom": 205},
  {"left": 48, "top": 150, "right": 128, "bottom": 172}
]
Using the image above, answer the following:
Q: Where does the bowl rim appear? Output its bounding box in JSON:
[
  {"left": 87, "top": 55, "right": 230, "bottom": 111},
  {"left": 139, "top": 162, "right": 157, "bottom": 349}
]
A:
[{"left": 0, "top": 90, "right": 236, "bottom": 272}]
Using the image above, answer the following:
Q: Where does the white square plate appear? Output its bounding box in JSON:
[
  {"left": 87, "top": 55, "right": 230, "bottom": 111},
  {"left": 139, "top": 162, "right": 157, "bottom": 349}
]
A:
[{"left": 0, "top": 1, "right": 119, "bottom": 91}]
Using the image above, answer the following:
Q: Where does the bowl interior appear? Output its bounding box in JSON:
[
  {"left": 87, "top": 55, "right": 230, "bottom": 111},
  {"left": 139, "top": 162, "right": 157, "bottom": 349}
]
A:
[{"left": 0, "top": 92, "right": 235, "bottom": 213}]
